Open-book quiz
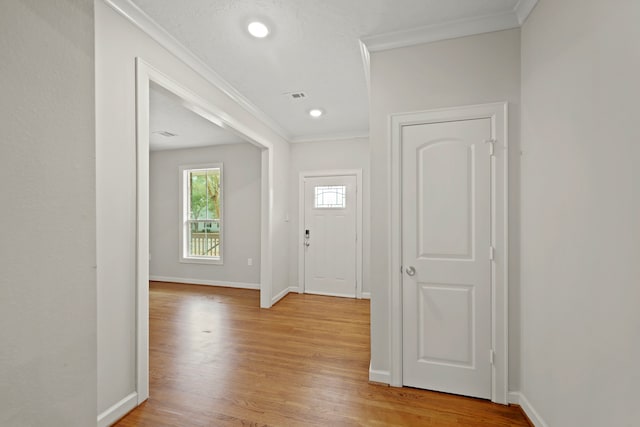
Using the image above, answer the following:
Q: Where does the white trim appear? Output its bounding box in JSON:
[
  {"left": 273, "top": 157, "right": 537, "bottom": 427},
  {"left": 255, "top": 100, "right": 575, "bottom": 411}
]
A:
[
  {"left": 298, "top": 169, "right": 364, "bottom": 299},
  {"left": 104, "top": 0, "right": 290, "bottom": 142},
  {"left": 388, "top": 102, "right": 509, "bottom": 403},
  {"left": 260, "top": 149, "right": 274, "bottom": 308},
  {"left": 358, "top": 39, "right": 371, "bottom": 97},
  {"left": 290, "top": 131, "right": 369, "bottom": 144},
  {"left": 305, "top": 291, "right": 359, "bottom": 299},
  {"left": 361, "top": 11, "right": 519, "bottom": 52},
  {"left": 361, "top": 292, "right": 371, "bottom": 300},
  {"left": 271, "top": 286, "right": 294, "bottom": 305},
  {"left": 388, "top": 105, "right": 402, "bottom": 387},
  {"left": 135, "top": 61, "right": 151, "bottom": 403},
  {"left": 150, "top": 276, "right": 259, "bottom": 290},
  {"left": 369, "top": 362, "right": 391, "bottom": 384},
  {"left": 178, "top": 257, "right": 223, "bottom": 265},
  {"left": 514, "top": 0, "right": 539, "bottom": 25},
  {"left": 97, "top": 392, "right": 137, "bottom": 427},
  {"left": 136, "top": 59, "right": 275, "bottom": 407},
  {"left": 508, "top": 392, "right": 549, "bottom": 427}
]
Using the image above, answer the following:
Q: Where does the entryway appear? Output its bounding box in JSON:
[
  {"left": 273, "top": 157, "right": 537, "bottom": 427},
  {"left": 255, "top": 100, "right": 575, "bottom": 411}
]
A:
[{"left": 298, "top": 170, "right": 363, "bottom": 299}]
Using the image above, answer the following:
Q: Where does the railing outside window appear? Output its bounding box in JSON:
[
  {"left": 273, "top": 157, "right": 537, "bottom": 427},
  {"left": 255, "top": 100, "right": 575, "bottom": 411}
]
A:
[{"left": 188, "top": 219, "right": 220, "bottom": 257}]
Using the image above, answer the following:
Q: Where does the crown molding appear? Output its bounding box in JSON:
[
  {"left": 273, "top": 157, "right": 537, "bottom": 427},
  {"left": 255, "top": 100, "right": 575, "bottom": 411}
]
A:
[
  {"left": 289, "top": 131, "right": 369, "bottom": 144},
  {"left": 360, "top": 0, "right": 540, "bottom": 53},
  {"left": 514, "top": 0, "right": 539, "bottom": 25},
  {"left": 103, "top": 0, "right": 292, "bottom": 142},
  {"left": 362, "top": 11, "right": 520, "bottom": 52}
]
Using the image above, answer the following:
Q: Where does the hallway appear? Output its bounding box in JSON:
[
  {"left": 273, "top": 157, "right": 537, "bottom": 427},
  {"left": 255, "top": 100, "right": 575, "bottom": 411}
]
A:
[{"left": 115, "top": 282, "right": 529, "bottom": 426}]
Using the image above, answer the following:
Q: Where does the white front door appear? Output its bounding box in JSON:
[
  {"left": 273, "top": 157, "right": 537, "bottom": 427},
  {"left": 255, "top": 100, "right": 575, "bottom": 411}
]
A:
[
  {"left": 402, "top": 118, "right": 492, "bottom": 399},
  {"left": 304, "top": 176, "right": 357, "bottom": 298}
]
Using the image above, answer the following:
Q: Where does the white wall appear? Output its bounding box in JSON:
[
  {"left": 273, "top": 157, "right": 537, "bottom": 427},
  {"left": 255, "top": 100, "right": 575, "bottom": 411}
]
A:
[
  {"left": 288, "top": 138, "right": 371, "bottom": 293},
  {"left": 519, "top": 1, "right": 640, "bottom": 425},
  {"left": 150, "top": 143, "right": 262, "bottom": 285},
  {"left": 96, "top": 1, "right": 290, "bottom": 416},
  {"left": 0, "top": 1, "right": 96, "bottom": 426},
  {"left": 369, "top": 29, "right": 522, "bottom": 388}
]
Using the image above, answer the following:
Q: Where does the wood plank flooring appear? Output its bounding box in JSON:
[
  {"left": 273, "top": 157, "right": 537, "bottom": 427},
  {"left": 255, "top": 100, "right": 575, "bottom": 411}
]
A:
[{"left": 115, "top": 282, "right": 529, "bottom": 426}]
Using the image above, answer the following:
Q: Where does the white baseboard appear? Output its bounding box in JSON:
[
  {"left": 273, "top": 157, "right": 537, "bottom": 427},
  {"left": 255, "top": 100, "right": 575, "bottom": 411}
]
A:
[
  {"left": 150, "top": 275, "right": 259, "bottom": 290},
  {"left": 97, "top": 392, "right": 138, "bottom": 427},
  {"left": 298, "top": 286, "right": 370, "bottom": 299},
  {"left": 272, "top": 286, "right": 297, "bottom": 305},
  {"left": 369, "top": 361, "right": 391, "bottom": 384},
  {"left": 305, "top": 290, "right": 357, "bottom": 298},
  {"left": 508, "top": 391, "right": 549, "bottom": 427}
]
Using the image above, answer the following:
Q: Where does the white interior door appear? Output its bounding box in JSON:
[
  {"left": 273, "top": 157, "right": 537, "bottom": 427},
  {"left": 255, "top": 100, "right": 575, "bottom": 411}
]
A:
[
  {"left": 402, "top": 118, "right": 492, "bottom": 399},
  {"left": 304, "top": 176, "right": 357, "bottom": 298}
]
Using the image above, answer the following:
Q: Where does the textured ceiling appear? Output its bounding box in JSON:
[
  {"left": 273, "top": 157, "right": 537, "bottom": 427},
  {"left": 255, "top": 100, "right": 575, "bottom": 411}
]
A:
[
  {"left": 149, "top": 83, "right": 246, "bottom": 151},
  {"left": 133, "top": 0, "right": 521, "bottom": 141}
]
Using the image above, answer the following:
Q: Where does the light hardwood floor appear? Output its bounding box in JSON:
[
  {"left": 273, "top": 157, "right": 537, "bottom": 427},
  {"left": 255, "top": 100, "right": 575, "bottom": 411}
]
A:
[{"left": 115, "top": 281, "right": 530, "bottom": 426}]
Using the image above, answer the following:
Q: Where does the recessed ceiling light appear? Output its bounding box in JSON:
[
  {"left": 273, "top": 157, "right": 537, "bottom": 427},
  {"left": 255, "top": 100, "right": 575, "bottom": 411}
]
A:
[
  {"left": 309, "top": 109, "right": 323, "bottom": 118},
  {"left": 248, "top": 22, "right": 269, "bottom": 38}
]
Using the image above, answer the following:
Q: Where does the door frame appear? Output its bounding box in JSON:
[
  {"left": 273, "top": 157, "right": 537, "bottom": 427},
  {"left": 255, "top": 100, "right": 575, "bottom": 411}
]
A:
[
  {"left": 298, "top": 170, "right": 364, "bottom": 298},
  {"left": 388, "top": 102, "right": 509, "bottom": 404},
  {"left": 135, "top": 58, "right": 275, "bottom": 403}
]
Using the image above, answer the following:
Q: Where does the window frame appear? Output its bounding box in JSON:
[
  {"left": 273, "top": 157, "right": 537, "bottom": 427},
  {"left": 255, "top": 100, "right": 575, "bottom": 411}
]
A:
[{"left": 179, "top": 163, "right": 224, "bottom": 265}]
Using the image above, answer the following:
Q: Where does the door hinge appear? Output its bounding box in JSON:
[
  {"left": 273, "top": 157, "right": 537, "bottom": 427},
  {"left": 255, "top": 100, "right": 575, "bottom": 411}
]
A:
[
  {"left": 484, "top": 138, "right": 497, "bottom": 156},
  {"left": 489, "top": 246, "right": 495, "bottom": 261},
  {"left": 489, "top": 349, "right": 495, "bottom": 365}
]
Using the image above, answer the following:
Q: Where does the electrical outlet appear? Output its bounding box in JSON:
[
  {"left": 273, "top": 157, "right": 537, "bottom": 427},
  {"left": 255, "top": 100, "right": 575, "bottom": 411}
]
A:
[{"left": 247, "top": 258, "right": 253, "bottom": 266}]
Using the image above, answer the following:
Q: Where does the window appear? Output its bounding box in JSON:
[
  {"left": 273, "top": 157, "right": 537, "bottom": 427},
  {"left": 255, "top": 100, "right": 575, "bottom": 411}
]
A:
[
  {"left": 180, "top": 164, "right": 223, "bottom": 263},
  {"left": 314, "top": 185, "right": 346, "bottom": 208}
]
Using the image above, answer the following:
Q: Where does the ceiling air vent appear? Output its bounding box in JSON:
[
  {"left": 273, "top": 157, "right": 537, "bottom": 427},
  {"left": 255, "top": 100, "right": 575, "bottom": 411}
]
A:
[
  {"left": 153, "top": 131, "right": 177, "bottom": 137},
  {"left": 283, "top": 91, "right": 307, "bottom": 101}
]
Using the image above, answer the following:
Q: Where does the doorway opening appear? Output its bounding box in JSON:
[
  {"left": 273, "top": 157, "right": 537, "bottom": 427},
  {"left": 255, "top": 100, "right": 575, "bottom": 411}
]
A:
[
  {"left": 135, "top": 58, "right": 274, "bottom": 403},
  {"left": 148, "top": 83, "right": 262, "bottom": 287}
]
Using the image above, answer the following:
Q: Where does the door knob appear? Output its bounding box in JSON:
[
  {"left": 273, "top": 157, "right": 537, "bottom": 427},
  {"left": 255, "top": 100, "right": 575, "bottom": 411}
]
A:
[
  {"left": 304, "top": 240, "right": 310, "bottom": 247},
  {"left": 406, "top": 266, "right": 416, "bottom": 276}
]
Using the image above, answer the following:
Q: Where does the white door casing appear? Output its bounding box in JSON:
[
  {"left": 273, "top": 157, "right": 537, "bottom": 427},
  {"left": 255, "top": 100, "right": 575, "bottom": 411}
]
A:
[
  {"left": 304, "top": 175, "right": 357, "bottom": 298},
  {"left": 388, "top": 103, "right": 508, "bottom": 404},
  {"left": 402, "top": 118, "right": 492, "bottom": 399}
]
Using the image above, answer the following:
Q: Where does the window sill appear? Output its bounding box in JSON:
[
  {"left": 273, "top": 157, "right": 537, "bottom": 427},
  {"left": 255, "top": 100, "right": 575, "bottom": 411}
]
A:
[{"left": 179, "top": 257, "right": 223, "bottom": 265}]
